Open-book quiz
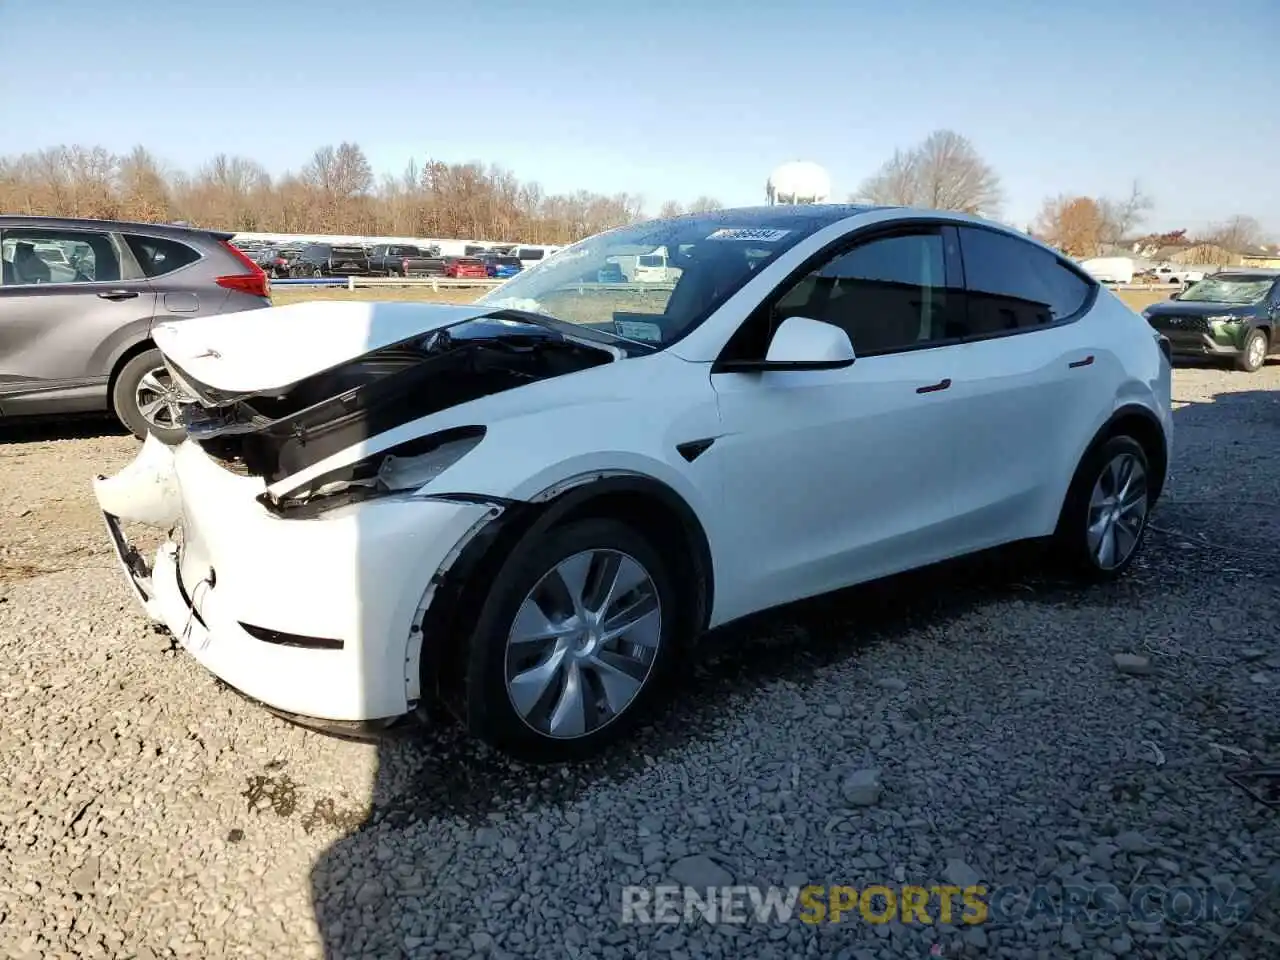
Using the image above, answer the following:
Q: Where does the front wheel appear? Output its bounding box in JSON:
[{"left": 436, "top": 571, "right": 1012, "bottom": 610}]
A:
[
  {"left": 455, "top": 518, "right": 683, "bottom": 762},
  {"left": 1052, "top": 435, "right": 1152, "bottom": 581},
  {"left": 1236, "top": 329, "right": 1268, "bottom": 373},
  {"left": 111, "top": 348, "right": 189, "bottom": 444}
]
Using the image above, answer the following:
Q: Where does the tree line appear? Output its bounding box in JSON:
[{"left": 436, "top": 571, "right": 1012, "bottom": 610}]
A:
[{"left": 0, "top": 133, "right": 1267, "bottom": 253}]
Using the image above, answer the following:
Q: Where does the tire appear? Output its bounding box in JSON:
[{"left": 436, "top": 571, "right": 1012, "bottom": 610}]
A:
[
  {"left": 311, "top": 267, "right": 323, "bottom": 278},
  {"left": 1051, "top": 435, "right": 1152, "bottom": 582},
  {"left": 455, "top": 517, "right": 684, "bottom": 762},
  {"left": 1236, "top": 328, "right": 1268, "bottom": 373},
  {"left": 111, "top": 348, "right": 188, "bottom": 444}
]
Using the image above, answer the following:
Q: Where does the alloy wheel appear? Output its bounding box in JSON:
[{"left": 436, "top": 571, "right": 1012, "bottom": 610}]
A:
[
  {"left": 1247, "top": 334, "right": 1266, "bottom": 370},
  {"left": 134, "top": 366, "right": 188, "bottom": 431},
  {"left": 504, "top": 549, "right": 662, "bottom": 739},
  {"left": 1086, "top": 452, "right": 1149, "bottom": 570}
]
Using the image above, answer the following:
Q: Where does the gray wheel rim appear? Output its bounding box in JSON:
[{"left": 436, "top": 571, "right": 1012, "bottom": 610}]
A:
[
  {"left": 1086, "top": 452, "right": 1149, "bottom": 570},
  {"left": 134, "top": 366, "right": 187, "bottom": 431},
  {"left": 504, "top": 548, "right": 662, "bottom": 740},
  {"left": 1248, "top": 334, "right": 1265, "bottom": 368}
]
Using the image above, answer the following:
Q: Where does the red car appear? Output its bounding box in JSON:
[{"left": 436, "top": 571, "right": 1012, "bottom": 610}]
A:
[{"left": 444, "top": 256, "right": 488, "bottom": 279}]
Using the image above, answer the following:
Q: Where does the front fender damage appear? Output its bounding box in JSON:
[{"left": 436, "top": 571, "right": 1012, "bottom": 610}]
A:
[{"left": 92, "top": 433, "right": 182, "bottom": 528}]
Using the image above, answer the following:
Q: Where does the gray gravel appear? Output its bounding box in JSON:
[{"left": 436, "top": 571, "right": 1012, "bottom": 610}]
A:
[{"left": 2, "top": 364, "right": 1280, "bottom": 960}]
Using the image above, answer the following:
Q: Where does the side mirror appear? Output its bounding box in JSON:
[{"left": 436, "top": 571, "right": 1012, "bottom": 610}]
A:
[
  {"left": 714, "top": 316, "right": 856, "bottom": 373},
  {"left": 765, "top": 316, "right": 856, "bottom": 366}
]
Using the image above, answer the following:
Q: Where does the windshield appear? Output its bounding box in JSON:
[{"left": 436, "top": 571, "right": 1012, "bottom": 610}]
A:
[
  {"left": 1176, "top": 276, "right": 1273, "bottom": 305},
  {"left": 477, "top": 213, "right": 819, "bottom": 349}
]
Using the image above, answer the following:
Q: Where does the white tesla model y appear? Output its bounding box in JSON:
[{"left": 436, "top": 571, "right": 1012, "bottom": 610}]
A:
[{"left": 93, "top": 205, "right": 1173, "bottom": 761}]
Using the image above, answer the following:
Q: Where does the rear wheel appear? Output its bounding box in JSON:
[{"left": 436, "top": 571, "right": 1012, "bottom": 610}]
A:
[
  {"left": 1236, "top": 328, "right": 1268, "bottom": 373},
  {"left": 111, "top": 348, "right": 188, "bottom": 444},
  {"left": 455, "top": 518, "right": 682, "bottom": 762},
  {"left": 1052, "top": 435, "right": 1152, "bottom": 581}
]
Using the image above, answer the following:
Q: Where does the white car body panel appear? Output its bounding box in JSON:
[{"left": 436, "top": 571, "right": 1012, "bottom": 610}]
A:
[
  {"left": 93, "top": 206, "right": 1175, "bottom": 728},
  {"left": 154, "top": 300, "right": 499, "bottom": 395}
]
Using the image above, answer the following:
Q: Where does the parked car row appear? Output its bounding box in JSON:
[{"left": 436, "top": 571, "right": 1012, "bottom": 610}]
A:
[{"left": 231, "top": 237, "right": 547, "bottom": 281}]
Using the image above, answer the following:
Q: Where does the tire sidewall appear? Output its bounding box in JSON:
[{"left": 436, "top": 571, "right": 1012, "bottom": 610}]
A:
[
  {"left": 111, "top": 348, "right": 186, "bottom": 444},
  {"left": 1056, "top": 434, "right": 1151, "bottom": 580},
  {"left": 462, "top": 517, "right": 683, "bottom": 762}
]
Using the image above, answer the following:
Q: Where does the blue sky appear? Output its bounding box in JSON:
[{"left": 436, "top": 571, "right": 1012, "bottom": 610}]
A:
[{"left": 1, "top": 0, "right": 1275, "bottom": 235}]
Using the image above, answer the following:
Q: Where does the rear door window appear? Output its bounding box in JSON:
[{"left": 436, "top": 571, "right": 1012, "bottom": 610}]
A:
[
  {"left": 124, "top": 235, "right": 202, "bottom": 278},
  {"left": 1, "top": 228, "right": 123, "bottom": 285},
  {"left": 957, "top": 227, "right": 1094, "bottom": 336}
]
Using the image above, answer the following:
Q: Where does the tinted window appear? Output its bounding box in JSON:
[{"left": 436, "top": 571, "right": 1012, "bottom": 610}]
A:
[
  {"left": 958, "top": 227, "right": 1091, "bottom": 334},
  {"left": 125, "top": 235, "right": 201, "bottom": 278},
  {"left": 516, "top": 248, "right": 544, "bottom": 261},
  {"left": 772, "top": 232, "right": 961, "bottom": 355},
  {"left": 1, "top": 228, "right": 121, "bottom": 284}
]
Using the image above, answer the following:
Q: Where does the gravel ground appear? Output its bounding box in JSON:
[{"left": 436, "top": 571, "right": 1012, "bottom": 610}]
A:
[{"left": 2, "top": 362, "right": 1279, "bottom": 960}]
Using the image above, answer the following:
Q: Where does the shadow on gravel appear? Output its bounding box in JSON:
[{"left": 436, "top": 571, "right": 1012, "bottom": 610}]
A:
[
  {"left": 0, "top": 413, "right": 127, "bottom": 445},
  {"left": 309, "top": 387, "right": 1280, "bottom": 959}
]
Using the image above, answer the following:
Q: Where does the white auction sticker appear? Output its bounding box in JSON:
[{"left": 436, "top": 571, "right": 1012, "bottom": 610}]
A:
[
  {"left": 614, "top": 320, "right": 663, "bottom": 342},
  {"left": 706, "top": 228, "right": 791, "bottom": 242}
]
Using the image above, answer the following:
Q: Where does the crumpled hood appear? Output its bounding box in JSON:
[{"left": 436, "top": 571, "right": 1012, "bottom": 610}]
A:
[{"left": 153, "top": 299, "right": 500, "bottom": 395}]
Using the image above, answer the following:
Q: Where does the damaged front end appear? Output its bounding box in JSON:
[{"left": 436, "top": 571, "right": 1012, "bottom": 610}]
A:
[
  {"left": 167, "top": 313, "right": 619, "bottom": 513},
  {"left": 87, "top": 304, "right": 631, "bottom": 726}
]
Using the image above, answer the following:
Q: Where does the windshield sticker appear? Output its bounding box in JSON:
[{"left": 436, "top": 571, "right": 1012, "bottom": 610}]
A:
[
  {"left": 706, "top": 228, "right": 791, "bottom": 242},
  {"left": 614, "top": 319, "right": 663, "bottom": 343}
]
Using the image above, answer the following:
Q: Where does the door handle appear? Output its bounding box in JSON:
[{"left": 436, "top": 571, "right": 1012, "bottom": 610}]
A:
[
  {"left": 916, "top": 378, "right": 951, "bottom": 394},
  {"left": 97, "top": 289, "right": 139, "bottom": 301},
  {"left": 1068, "top": 355, "right": 1095, "bottom": 369}
]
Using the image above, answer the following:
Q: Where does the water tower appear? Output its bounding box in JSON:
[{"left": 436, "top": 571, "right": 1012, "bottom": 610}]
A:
[{"left": 766, "top": 161, "right": 831, "bottom": 205}]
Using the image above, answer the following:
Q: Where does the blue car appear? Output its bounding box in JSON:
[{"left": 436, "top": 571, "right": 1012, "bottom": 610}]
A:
[
  {"left": 596, "top": 262, "right": 625, "bottom": 283},
  {"left": 479, "top": 255, "right": 523, "bottom": 279}
]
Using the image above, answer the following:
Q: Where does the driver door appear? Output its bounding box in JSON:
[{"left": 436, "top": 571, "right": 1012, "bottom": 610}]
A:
[{"left": 707, "top": 225, "right": 970, "bottom": 624}]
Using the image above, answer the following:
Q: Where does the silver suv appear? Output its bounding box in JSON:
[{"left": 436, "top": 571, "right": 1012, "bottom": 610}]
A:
[{"left": 0, "top": 216, "right": 271, "bottom": 442}]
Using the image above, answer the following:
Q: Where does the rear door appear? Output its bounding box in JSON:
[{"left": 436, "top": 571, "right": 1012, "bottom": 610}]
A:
[
  {"left": 944, "top": 225, "right": 1106, "bottom": 549},
  {"left": 0, "top": 225, "right": 156, "bottom": 416}
]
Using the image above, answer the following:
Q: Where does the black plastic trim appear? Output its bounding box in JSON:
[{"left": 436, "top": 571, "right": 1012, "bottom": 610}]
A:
[
  {"left": 713, "top": 357, "right": 855, "bottom": 373},
  {"left": 239, "top": 622, "right": 345, "bottom": 651},
  {"left": 676, "top": 438, "right": 716, "bottom": 462}
]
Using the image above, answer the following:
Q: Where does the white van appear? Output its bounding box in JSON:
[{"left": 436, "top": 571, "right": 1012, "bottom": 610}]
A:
[
  {"left": 512, "top": 245, "right": 559, "bottom": 270},
  {"left": 634, "top": 248, "right": 670, "bottom": 283}
]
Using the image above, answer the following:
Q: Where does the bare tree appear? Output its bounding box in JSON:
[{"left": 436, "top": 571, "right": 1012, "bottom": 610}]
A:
[
  {"left": 1206, "top": 215, "right": 1263, "bottom": 253},
  {"left": 1097, "top": 181, "right": 1153, "bottom": 247},
  {"left": 687, "top": 196, "right": 723, "bottom": 213},
  {"left": 657, "top": 201, "right": 684, "bottom": 219},
  {"left": 116, "top": 146, "right": 171, "bottom": 223},
  {"left": 857, "top": 130, "right": 1002, "bottom": 216}
]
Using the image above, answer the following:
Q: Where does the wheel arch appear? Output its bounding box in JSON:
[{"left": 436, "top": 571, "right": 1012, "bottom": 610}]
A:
[
  {"left": 418, "top": 472, "right": 715, "bottom": 713},
  {"left": 106, "top": 338, "right": 158, "bottom": 402},
  {"left": 1076, "top": 403, "right": 1169, "bottom": 505}
]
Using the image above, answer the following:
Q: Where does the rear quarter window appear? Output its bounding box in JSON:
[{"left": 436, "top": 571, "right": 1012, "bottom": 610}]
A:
[
  {"left": 958, "top": 227, "right": 1094, "bottom": 335},
  {"left": 125, "top": 235, "right": 202, "bottom": 278}
]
